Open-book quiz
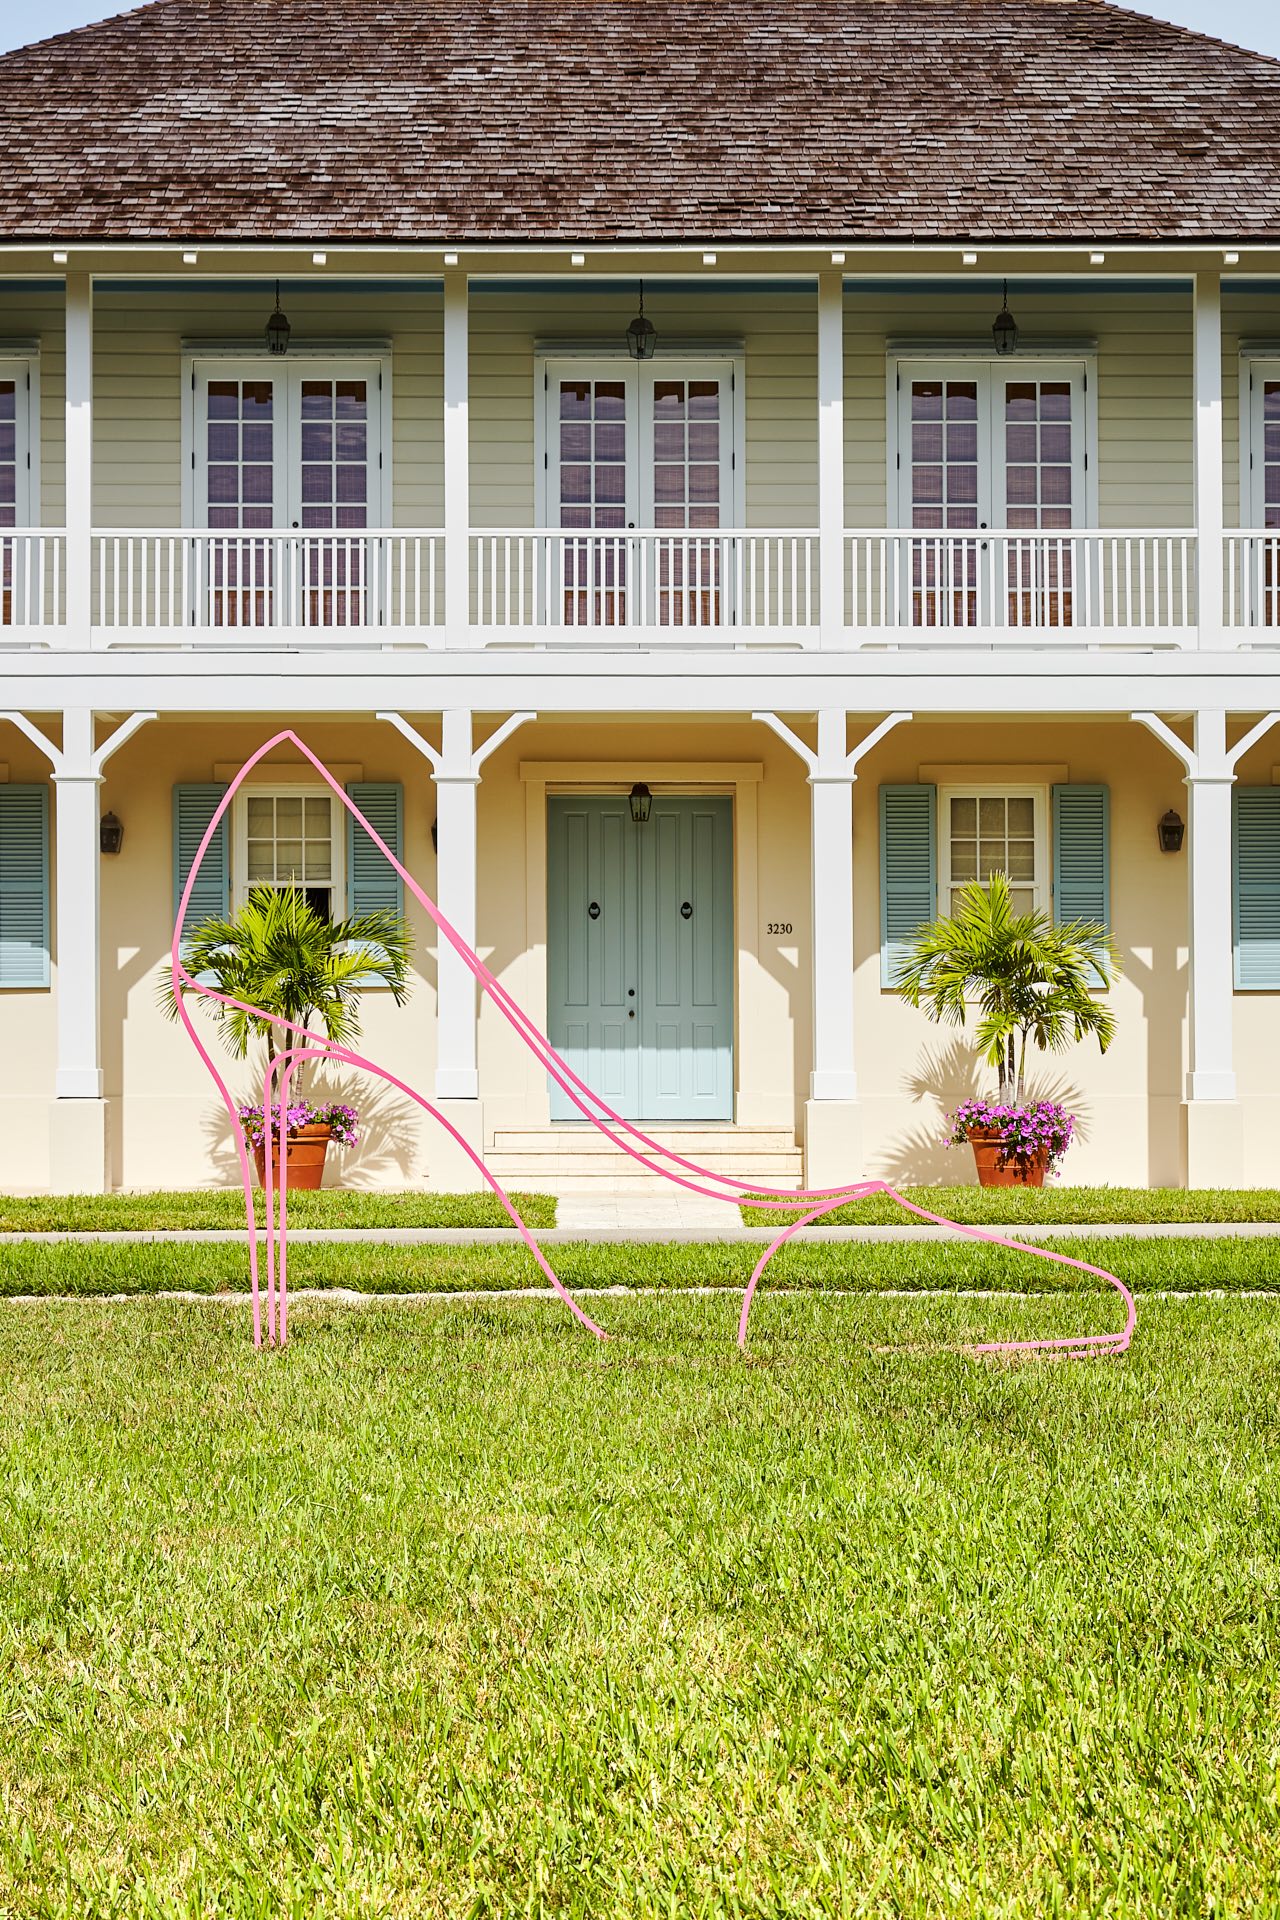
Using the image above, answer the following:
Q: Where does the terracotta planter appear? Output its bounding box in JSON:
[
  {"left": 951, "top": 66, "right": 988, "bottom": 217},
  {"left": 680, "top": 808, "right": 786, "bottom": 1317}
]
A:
[
  {"left": 967, "top": 1126, "right": 1051, "bottom": 1189},
  {"left": 252, "top": 1122, "right": 333, "bottom": 1192}
]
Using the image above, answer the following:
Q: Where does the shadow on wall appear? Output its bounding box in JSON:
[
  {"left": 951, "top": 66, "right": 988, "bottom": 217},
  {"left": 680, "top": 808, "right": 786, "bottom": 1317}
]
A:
[
  {"left": 201, "top": 1072, "right": 421, "bottom": 1189},
  {"left": 870, "top": 1035, "right": 1089, "bottom": 1185}
]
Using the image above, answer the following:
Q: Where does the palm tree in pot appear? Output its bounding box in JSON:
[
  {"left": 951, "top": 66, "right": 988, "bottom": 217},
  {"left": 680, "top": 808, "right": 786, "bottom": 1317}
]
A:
[
  {"left": 164, "top": 884, "right": 413, "bottom": 1188},
  {"left": 894, "top": 873, "right": 1119, "bottom": 1185}
]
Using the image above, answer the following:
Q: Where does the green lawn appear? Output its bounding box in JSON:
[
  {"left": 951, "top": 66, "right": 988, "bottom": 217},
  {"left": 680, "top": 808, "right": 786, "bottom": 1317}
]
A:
[
  {"left": 740, "top": 1184, "right": 1280, "bottom": 1226},
  {"left": 0, "top": 1189, "right": 557, "bottom": 1232},
  {"left": 0, "top": 1291, "right": 1277, "bottom": 1916},
  {"left": 0, "top": 1230, "right": 1274, "bottom": 1298}
]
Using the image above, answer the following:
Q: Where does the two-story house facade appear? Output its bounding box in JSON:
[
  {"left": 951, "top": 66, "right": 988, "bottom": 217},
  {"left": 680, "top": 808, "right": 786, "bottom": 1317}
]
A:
[{"left": 1, "top": 0, "right": 1279, "bottom": 1194}]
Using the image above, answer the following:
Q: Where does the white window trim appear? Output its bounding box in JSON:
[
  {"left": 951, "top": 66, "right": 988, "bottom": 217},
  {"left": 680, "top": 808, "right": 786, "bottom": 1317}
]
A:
[
  {"left": 180, "top": 351, "right": 393, "bottom": 529},
  {"left": 231, "top": 782, "right": 347, "bottom": 916},
  {"left": 1238, "top": 353, "right": 1280, "bottom": 530},
  {"left": 938, "top": 782, "right": 1050, "bottom": 917},
  {"left": 0, "top": 355, "right": 39, "bottom": 528},
  {"left": 533, "top": 352, "right": 745, "bottom": 529},
  {"left": 885, "top": 351, "right": 1099, "bottom": 532}
]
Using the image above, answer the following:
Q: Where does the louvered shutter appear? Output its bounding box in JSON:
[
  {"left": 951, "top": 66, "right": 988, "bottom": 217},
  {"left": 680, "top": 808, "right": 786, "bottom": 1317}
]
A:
[
  {"left": 0, "top": 785, "right": 50, "bottom": 989},
  {"left": 1233, "top": 787, "right": 1280, "bottom": 990},
  {"left": 879, "top": 784, "right": 936, "bottom": 988},
  {"left": 172, "top": 784, "right": 229, "bottom": 946},
  {"left": 1052, "top": 784, "right": 1111, "bottom": 988},
  {"left": 346, "top": 782, "right": 404, "bottom": 920}
]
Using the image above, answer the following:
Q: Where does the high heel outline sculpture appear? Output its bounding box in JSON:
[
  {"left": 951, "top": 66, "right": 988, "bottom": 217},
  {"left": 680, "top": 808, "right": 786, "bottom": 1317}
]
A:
[{"left": 171, "top": 730, "right": 1136, "bottom": 1358}]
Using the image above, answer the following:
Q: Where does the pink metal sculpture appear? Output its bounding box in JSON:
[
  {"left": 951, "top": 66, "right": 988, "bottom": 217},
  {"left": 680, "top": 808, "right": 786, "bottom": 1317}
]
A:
[{"left": 171, "top": 731, "right": 1136, "bottom": 1359}]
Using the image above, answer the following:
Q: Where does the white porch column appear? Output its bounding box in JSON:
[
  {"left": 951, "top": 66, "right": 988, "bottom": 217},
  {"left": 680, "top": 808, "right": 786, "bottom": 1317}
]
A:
[
  {"left": 0, "top": 708, "right": 154, "bottom": 1192},
  {"left": 1193, "top": 273, "right": 1225, "bottom": 649},
  {"left": 1134, "top": 707, "right": 1280, "bottom": 1184},
  {"left": 755, "top": 708, "right": 910, "bottom": 1186},
  {"left": 442, "top": 270, "right": 470, "bottom": 640},
  {"left": 379, "top": 708, "right": 534, "bottom": 1189},
  {"left": 63, "top": 272, "right": 93, "bottom": 646},
  {"left": 817, "top": 270, "right": 846, "bottom": 646}
]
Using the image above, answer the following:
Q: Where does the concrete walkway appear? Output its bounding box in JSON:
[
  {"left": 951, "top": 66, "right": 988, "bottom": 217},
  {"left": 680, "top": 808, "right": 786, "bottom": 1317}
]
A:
[{"left": 2, "top": 1221, "right": 1279, "bottom": 1245}]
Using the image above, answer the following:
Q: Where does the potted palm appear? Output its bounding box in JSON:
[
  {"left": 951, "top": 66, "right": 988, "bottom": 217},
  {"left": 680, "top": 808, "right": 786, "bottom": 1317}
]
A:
[
  {"left": 894, "top": 873, "right": 1119, "bottom": 1186},
  {"left": 164, "top": 885, "right": 412, "bottom": 1189}
]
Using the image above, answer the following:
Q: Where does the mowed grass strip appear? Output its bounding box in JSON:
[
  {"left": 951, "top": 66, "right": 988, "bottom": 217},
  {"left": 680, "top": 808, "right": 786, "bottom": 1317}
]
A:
[
  {"left": 740, "top": 1184, "right": 1280, "bottom": 1226},
  {"left": 0, "top": 1189, "right": 556, "bottom": 1232},
  {"left": 0, "top": 1233, "right": 1277, "bottom": 1298},
  {"left": 0, "top": 1293, "right": 1277, "bottom": 1917}
]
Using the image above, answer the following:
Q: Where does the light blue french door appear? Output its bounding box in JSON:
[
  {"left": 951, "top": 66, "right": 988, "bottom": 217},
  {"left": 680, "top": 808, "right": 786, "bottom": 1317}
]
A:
[{"left": 547, "top": 795, "right": 733, "bottom": 1121}]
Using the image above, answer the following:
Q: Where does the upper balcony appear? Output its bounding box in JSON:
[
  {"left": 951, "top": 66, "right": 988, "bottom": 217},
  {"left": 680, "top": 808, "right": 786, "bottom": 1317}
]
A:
[{"left": 0, "top": 263, "right": 1272, "bottom": 654}]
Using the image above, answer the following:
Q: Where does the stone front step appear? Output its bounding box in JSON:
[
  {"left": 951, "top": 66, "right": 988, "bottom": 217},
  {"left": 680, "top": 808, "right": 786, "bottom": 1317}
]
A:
[{"left": 488, "top": 1125, "right": 803, "bottom": 1193}]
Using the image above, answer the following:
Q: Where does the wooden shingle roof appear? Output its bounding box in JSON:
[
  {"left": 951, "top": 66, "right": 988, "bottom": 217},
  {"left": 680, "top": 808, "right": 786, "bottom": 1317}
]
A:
[{"left": 2, "top": 0, "right": 1279, "bottom": 244}]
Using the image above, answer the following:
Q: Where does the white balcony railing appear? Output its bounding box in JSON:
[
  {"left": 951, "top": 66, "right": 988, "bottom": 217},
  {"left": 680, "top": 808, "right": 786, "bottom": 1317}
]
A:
[
  {"left": 472, "top": 530, "right": 819, "bottom": 636},
  {"left": 0, "top": 531, "right": 65, "bottom": 634},
  {"left": 847, "top": 531, "right": 1197, "bottom": 639},
  {"left": 93, "top": 531, "right": 444, "bottom": 637},
  {"left": 1225, "top": 533, "right": 1280, "bottom": 634}
]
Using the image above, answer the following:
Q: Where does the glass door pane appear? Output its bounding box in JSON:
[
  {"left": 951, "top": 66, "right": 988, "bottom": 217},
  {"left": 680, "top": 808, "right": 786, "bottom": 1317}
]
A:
[
  {"left": 908, "top": 377, "right": 982, "bottom": 626},
  {"left": 999, "top": 379, "right": 1077, "bottom": 627},
  {"left": 201, "top": 375, "right": 279, "bottom": 626},
  {"left": 0, "top": 382, "right": 17, "bottom": 626},
  {"left": 649, "top": 376, "right": 723, "bottom": 626},
  {"left": 556, "top": 375, "right": 632, "bottom": 625},
  {"left": 297, "top": 377, "right": 371, "bottom": 627}
]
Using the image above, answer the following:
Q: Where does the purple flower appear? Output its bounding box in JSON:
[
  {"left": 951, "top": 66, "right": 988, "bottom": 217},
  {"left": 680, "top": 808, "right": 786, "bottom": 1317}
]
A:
[
  {"left": 947, "top": 1098, "right": 1074, "bottom": 1173},
  {"left": 238, "top": 1099, "right": 360, "bottom": 1150}
]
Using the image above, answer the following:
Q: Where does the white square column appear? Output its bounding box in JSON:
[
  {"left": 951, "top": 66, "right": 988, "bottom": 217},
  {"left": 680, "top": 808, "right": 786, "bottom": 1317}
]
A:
[
  {"left": 817, "top": 270, "right": 846, "bottom": 647},
  {"left": 62, "top": 272, "right": 93, "bottom": 647},
  {"left": 442, "top": 269, "right": 470, "bottom": 641},
  {"left": 49, "top": 709, "right": 107, "bottom": 1192},
  {"left": 1183, "top": 709, "right": 1241, "bottom": 1182},
  {"left": 1193, "top": 272, "right": 1225, "bottom": 650}
]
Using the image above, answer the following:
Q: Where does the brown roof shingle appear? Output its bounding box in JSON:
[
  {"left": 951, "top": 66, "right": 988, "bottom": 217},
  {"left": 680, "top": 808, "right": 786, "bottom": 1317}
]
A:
[{"left": 1, "top": 0, "right": 1278, "bottom": 244}]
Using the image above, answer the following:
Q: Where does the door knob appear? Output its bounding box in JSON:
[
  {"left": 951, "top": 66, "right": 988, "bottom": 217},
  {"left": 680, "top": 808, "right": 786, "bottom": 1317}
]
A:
[
  {"left": 588, "top": 901, "right": 601, "bottom": 920},
  {"left": 680, "top": 901, "right": 693, "bottom": 919}
]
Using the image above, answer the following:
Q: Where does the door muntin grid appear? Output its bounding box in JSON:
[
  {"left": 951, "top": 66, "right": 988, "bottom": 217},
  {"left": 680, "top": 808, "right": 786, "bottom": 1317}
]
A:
[
  {"left": 898, "top": 363, "right": 1084, "bottom": 629},
  {"left": 557, "top": 376, "right": 631, "bottom": 626},
  {"left": 651, "top": 377, "right": 723, "bottom": 626},
  {"left": 196, "top": 362, "right": 380, "bottom": 628},
  {"left": 1248, "top": 375, "right": 1280, "bottom": 625},
  {"left": 0, "top": 366, "right": 33, "bottom": 627}
]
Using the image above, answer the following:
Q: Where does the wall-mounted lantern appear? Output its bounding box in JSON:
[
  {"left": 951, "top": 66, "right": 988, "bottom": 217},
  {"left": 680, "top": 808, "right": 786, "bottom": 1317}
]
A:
[
  {"left": 1158, "top": 809, "right": 1186, "bottom": 853},
  {"left": 99, "top": 812, "right": 124, "bottom": 856},
  {"left": 992, "top": 279, "right": 1019, "bottom": 357},
  {"left": 629, "top": 782, "right": 653, "bottom": 825},
  {"left": 266, "top": 280, "right": 291, "bottom": 356}
]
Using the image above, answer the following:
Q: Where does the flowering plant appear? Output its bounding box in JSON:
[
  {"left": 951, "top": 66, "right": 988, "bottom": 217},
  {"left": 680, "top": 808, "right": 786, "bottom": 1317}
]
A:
[
  {"left": 948, "top": 1098, "right": 1074, "bottom": 1174},
  {"left": 237, "top": 1100, "right": 360, "bottom": 1150}
]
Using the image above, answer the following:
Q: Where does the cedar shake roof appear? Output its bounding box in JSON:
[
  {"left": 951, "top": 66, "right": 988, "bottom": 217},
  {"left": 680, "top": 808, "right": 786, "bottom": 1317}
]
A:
[{"left": 1, "top": 0, "right": 1279, "bottom": 245}]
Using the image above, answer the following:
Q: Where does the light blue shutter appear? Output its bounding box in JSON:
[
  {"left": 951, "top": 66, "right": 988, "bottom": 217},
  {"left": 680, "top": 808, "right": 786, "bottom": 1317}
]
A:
[
  {"left": 346, "top": 783, "right": 404, "bottom": 920},
  {"left": 1052, "top": 784, "right": 1110, "bottom": 928},
  {"left": 880, "top": 784, "right": 936, "bottom": 988},
  {"left": 0, "top": 785, "right": 50, "bottom": 989},
  {"left": 1052, "top": 784, "right": 1111, "bottom": 988},
  {"left": 173, "top": 784, "right": 229, "bottom": 945},
  {"left": 1233, "top": 787, "right": 1280, "bottom": 990}
]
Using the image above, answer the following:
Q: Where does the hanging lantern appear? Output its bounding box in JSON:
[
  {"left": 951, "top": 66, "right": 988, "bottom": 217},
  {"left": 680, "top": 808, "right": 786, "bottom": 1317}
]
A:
[
  {"left": 992, "top": 279, "right": 1019, "bottom": 357},
  {"left": 266, "top": 280, "right": 291, "bottom": 356},
  {"left": 626, "top": 280, "right": 657, "bottom": 361}
]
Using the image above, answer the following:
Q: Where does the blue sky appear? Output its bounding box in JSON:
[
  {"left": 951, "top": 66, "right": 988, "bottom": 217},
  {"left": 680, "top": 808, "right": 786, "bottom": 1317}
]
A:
[
  {"left": 2, "top": 0, "right": 1280, "bottom": 57},
  {"left": 1, "top": 0, "right": 1278, "bottom": 58}
]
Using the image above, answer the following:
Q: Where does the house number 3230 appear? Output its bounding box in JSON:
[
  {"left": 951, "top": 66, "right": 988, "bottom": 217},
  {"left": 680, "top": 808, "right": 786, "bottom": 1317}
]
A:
[{"left": 767, "top": 921, "right": 794, "bottom": 936}]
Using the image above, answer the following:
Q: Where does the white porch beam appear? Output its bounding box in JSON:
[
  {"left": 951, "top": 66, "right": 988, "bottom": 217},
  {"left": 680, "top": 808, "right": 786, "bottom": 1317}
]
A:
[
  {"left": 63, "top": 273, "right": 93, "bottom": 646},
  {"left": 443, "top": 271, "right": 470, "bottom": 638},
  {"left": 1193, "top": 273, "right": 1225, "bottom": 650},
  {"left": 817, "top": 270, "right": 845, "bottom": 646}
]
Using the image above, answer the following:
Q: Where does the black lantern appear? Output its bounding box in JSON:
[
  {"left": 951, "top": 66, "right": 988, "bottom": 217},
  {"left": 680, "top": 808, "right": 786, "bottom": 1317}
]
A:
[
  {"left": 992, "top": 279, "right": 1019, "bottom": 357},
  {"left": 266, "top": 280, "right": 291, "bottom": 356},
  {"left": 1158, "top": 809, "right": 1186, "bottom": 854},
  {"left": 629, "top": 782, "right": 653, "bottom": 824},
  {"left": 99, "top": 812, "right": 124, "bottom": 856},
  {"left": 626, "top": 281, "right": 656, "bottom": 361}
]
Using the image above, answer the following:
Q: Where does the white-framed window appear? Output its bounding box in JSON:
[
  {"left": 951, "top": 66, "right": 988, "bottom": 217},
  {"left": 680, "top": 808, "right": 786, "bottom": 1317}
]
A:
[
  {"left": 232, "top": 785, "right": 345, "bottom": 922},
  {"left": 939, "top": 784, "right": 1048, "bottom": 918}
]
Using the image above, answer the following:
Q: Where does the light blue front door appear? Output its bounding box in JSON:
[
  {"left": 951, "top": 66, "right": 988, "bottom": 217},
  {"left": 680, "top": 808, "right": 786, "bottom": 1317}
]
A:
[{"left": 547, "top": 795, "right": 734, "bottom": 1121}]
